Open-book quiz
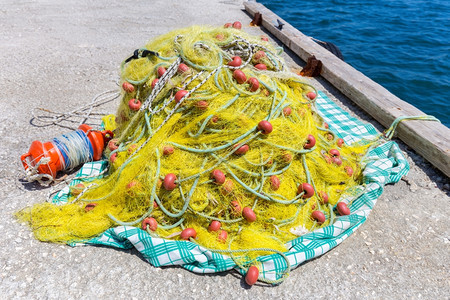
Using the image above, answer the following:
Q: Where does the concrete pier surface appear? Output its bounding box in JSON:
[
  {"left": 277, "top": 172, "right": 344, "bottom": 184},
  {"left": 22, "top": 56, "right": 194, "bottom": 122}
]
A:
[{"left": 0, "top": 0, "right": 448, "bottom": 298}]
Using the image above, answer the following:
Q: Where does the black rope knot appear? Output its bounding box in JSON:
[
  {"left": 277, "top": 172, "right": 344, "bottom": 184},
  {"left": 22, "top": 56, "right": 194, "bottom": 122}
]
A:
[{"left": 124, "top": 49, "right": 159, "bottom": 63}]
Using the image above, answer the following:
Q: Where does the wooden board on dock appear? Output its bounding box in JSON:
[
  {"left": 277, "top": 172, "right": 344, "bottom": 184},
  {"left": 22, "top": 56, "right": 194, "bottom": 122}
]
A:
[{"left": 245, "top": 1, "right": 450, "bottom": 177}]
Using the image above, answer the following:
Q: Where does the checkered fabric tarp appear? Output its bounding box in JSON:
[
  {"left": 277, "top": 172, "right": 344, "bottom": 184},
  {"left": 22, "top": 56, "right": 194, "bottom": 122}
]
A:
[{"left": 54, "top": 91, "right": 409, "bottom": 282}]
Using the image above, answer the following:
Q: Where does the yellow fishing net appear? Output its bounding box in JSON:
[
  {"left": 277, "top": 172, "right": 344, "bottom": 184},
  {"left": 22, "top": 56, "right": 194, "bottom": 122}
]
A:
[{"left": 17, "top": 25, "right": 370, "bottom": 262}]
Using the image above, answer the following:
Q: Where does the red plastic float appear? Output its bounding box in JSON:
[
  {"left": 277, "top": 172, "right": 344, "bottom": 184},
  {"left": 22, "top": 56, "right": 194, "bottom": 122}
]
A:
[
  {"left": 142, "top": 217, "right": 158, "bottom": 231},
  {"left": 329, "top": 149, "right": 340, "bottom": 157},
  {"left": 282, "top": 107, "right": 292, "bottom": 116},
  {"left": 230, "top": 200, "right": 241, "bottom": 215},
  {"left": 233, "top": 144, "right": 249, "bottom": 155},
  {"left": 163, "top": 173, "right": 177, "bottom": 191},
  {"left": 211, "top": 169, "right": 226, "bottom": 185},
  {"left": 175, "top": 90, "right": 189, "bottom": 103},
  {"left": 178, "top": 63, "right": 190, "bottom": 74},
  {"left": 344, "top": 166, "right": 354, "bottom": 176},
  {"left": 222, "top": 179, "right": 234, "bottom": 195},
  {"left": 127, "top": 144, "right": 138, "bottom": 155},
  {"left": 257, "top": 120, "right": 273, "bottom": 134},
  {"left": 312, "top": 210, "right": 326, "bottom": 224},
  {"left": 208, "top": 220, "right": 221, "bottom": 232},
  {"left": 228, "top": 56, "right": 242, "bottom": 67},
  {"left": 254, "top": 50, "right": 266, "bottom": 60},
  {"left": 126, "top": 180, "right": 140, "bottom": 190},
  {"left": 218, "top": 230, "right": 228, "bottom": 243},
  {"left": 332, "top": 157, "right": 343, "bottom": 166},
  {"left": 180, "top": 228, "right": 197, "bottom": 240},
  {"left": 336, "top": 202, "right": 351, "bottom": 215},
  {"left": 107, "top": 139, "right": 118, "bottom": 152},
  {"left": 254, "top": 63, "right": 267, "bottom": 70},
  {"left": 306, "top": 91, "right": 316, "bottom": 100},
  {"left": 245, "top": 266, "right": 259, "bottom": 286},
  {"left": 110, "top": 152, "right": 117, "bottom": 164},
  {"left": 85, "top": 203, "right": 97, "bottom": 212},
  {"left": 71, "top": 183, "right": 85, "bottom": 196},
  {"left": 297, "top": 182, "right": 315, "bottom": 198},
  {"left": 195, "top": 101, "right": 209, "bottom": 110},
  {"left": 211, "top": 115, "right": 219, "bottom": 123},
  {"left": 242, "top": 207, "right": 256, "bottom": 222},
  {"left": 270, "top": 175, "right": 280, "bottom": 191},
  {"left": 151, "top": 78, "right": 159, "bottom": 89},
  {"left": 157, "top": 66, "right": 166, "bottom": 77},
  {"left": 232, "top": 21, "right": 242, "bottom": 29},
  {"left": 163, "top": 145, "right": 174, "bottom": 155},
  {"left": 233, "top": 70, "right": 247, "bottom": 84},
  {"left": 122, "top": 81, "right": 135, "bottom": 93},
  {"left": 128, "top": 98, "right": 141, "bottom": 111},
  {"left": 248, "top": 77, "right": 260, "bottom": 92},
  {"left": 319, "top": 191, "right": 329, "bottom": 204},
  {"left": 303, "top": 134, "right": 316, "bottom": 149},
  {"left": 283, "top": 152, "right": 293, "bottom": 162}
]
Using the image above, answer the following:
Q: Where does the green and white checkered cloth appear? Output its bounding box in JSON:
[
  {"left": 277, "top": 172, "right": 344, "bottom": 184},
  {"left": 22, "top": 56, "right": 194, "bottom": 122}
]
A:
[{"left": 53, "top": 91, "right": 409, "bottom": 282}]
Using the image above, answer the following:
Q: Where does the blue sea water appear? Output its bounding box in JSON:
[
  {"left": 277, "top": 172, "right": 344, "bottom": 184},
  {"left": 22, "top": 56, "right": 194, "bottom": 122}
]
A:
[{"left": 258, "top": 0, "right": 450, "bottom": 127}]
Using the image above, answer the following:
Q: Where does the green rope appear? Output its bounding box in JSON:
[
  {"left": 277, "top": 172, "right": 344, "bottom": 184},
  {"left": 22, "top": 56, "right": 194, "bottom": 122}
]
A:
[{"left": 383, "top": 115, "right": 440, "bottom": 140}]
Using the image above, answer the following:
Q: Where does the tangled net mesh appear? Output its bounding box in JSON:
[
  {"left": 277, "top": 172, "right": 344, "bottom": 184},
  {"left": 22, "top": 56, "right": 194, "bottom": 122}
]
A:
[{"left": 18, "top": 26, "right": 372, "bottom": 271}]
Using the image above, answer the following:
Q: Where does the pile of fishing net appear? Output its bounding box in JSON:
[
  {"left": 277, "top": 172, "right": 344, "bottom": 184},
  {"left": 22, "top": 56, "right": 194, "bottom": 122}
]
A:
[{"left": 18, "top": 25, "right": 408, "bottom": 284}]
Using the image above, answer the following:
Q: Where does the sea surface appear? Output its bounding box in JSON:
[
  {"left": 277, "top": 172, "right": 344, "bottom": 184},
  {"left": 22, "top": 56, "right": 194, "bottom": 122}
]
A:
[{"left": 258, "top": 0, "right": 450, "bottom": 127}]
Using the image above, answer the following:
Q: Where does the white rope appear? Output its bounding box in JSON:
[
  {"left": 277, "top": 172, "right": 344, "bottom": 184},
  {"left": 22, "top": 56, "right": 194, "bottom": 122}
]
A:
[
  {"left": 23, "top": 156, "right": 54, "bottom": 186},
  {"left": 141, "top": 57, "right": 182, "bottom": 112},
  {"left": 32, "top": 89, "right": 119, "bottom": 127}
]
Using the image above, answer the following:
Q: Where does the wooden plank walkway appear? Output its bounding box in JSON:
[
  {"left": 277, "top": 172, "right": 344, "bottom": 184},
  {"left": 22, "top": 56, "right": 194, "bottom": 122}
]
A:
[{"left": 245, "top": 1, "right": 450, "bottom": 177}]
